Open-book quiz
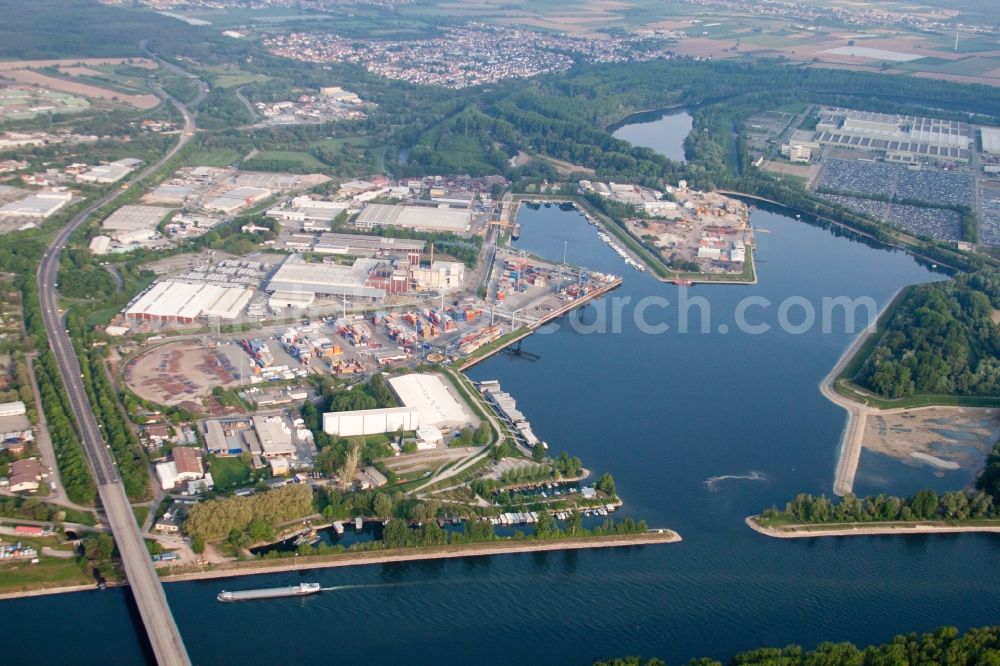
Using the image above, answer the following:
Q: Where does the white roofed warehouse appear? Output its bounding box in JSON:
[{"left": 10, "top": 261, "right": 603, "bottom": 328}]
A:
[
  {"left": 206, "top": 186, "right": 271, "bottom": 214},
  {"left": 101, "top": 205, "right": 172, "bottom": 243},
  {"left": 388, "top": 373, "right": 475, "bottom": 430},
  {"left": 982, "top": 127, "right": 1000, "bottom": 156},
  {"left": 124, "top": 281, "right": 254, "bottom": 323},
  {"left": 0, "top": 190, "right": 73, "bottom": 219},
  {"left": 76, "top": 158, "right": 142, "bottom": 184},
  {"left": 266, "top": 254, "right": 387, "bottom": 302},
  {"left": 322, "top": 406, "right": 419, "bottom": 436},
  {"left": 355, "top": 203, "right": 471, "bottom": 233}
]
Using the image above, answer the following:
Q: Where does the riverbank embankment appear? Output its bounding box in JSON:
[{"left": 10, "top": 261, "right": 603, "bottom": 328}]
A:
[
  {"left": 161, "top": 530, "right": 682, "bottom": 583},
  {"left": 746, "top": 515, "right": 1000, "bottom": 539},
  {"left": 821, "top": 307, "right": 885, "bottom": 496},
  {"left": 0, "top": 531, "right": 681, "bottom": 600}
]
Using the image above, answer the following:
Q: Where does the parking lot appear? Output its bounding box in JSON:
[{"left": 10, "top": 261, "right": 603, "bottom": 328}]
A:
[
  {"left": 817, "top": 158, "right": 974, "bottom": 208},
  {"left": 818, "top": 193, "right": 962, "bottom": 241}
]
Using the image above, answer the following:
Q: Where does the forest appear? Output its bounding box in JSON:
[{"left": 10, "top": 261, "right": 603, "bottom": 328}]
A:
[
  {"left": 856, "top": 273, "right": 1000, "bottom": 399},
  {"left": 183, "top": 483, "right": 314, "bottom": 541},
  {"left": 597, "top": 625, "right": 1000, "bottom": 666}
]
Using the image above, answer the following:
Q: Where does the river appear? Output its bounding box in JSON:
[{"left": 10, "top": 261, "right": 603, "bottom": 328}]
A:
[
  {"left": 5, "top": 205, "right": 1000, "bottom": 665},
  {"left": 611, "top": 109, "right": 693, "bottom": 162}
]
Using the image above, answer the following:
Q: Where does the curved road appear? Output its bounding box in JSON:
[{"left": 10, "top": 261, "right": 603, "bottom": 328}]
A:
[{"left": 37, "top": 47, "right": 202, "bottom": 666}]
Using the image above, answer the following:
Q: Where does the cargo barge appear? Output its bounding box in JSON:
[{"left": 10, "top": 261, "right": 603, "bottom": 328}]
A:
[{"left": 217, "top": 582, "right": 321, "bottom": 602}]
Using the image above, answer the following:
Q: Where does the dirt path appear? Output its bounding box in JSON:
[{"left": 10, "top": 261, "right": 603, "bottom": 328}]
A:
[{"left": 746, "top": 515, "right": 1000, "bottom": 539}]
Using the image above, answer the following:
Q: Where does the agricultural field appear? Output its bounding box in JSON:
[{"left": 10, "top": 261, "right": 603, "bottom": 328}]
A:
[
  {"left": 243, "top": 150, "right": 328, "bottom": 171},
  {"left": 0, "top": 85, "right": 89, "bottom": 121},
  {"left": 0, "top": 58, "right": 159, "bottom": 109},
  {"left": 186, "top": 148, "right": 242, "bottom": 168},
  {"left": 197, "top": 64, "right": 272, "bottom": 90}
]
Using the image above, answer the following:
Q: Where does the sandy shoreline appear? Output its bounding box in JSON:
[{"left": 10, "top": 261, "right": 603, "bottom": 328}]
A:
[
  {"left": 821, "top": 303, "right": 888, "bottom": 497},
  {"left": 745, "top": 515, "right": 1000, "bottom": 539},
  {"left": 0, "top": 531, "right": 681, "bottom": 600}
]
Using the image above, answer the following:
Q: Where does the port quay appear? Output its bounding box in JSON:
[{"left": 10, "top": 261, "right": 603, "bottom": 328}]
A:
[{"left": 459, "top": 272, "right": 623, "bottom": 370}]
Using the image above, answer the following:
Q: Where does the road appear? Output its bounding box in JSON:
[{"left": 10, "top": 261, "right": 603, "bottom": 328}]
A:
[
  {"left": 234, "top": 86, "right": 258, "bottom": 124},
  {"left": 969, "top": 130, "right": 985, "bottom": 244},
  {"left": 36, "top": 46, "right": 199, "bottom": 666}
]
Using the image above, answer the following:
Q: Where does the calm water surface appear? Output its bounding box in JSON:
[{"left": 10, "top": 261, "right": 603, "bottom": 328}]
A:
[
  {"left": 612, "top": 110, "right": 694, "bottom": 162},
  {"left": 5, "top": 205, "right": 999, "bottom": 665}
]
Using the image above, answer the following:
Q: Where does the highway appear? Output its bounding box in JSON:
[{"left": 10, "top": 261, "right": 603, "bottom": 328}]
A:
[{"left": 36, "top": 47, "right": 202, "bottom": 666}]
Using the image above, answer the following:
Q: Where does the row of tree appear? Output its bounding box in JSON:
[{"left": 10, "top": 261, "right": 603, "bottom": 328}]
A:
[
  {"left": 598, "top": 625, "right": 1000, "bottom": 666},
  {"left": 0, "top": 238, "right": 99, "bottom": 507},
  {"left": 761, "top": 489, "right": 996, "bottom": 525},
  {"left": 69, "top": 313, "right": 149, "bottom": 501},
  {"left": 34, "top": 351, "right": 96, "bottom": 506}
]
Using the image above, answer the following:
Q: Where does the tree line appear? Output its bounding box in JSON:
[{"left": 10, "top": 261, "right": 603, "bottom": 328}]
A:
[
  {"left": 0, "top": 241, "right": 98, "bottom": 507},
  {"left": 597, "top": 625, "right": 1000, "bottom": 666},
  {"left": 760, "top": 489, "right": 996, "bottom": 526},
  {"left": 68, "top": 312, "right": 150, "bottom": 501}
]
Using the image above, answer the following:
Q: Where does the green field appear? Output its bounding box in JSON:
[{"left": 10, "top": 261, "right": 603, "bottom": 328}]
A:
[
  {"left": 244, "top": 150, "right": 328, "bottom": 170},
  {"left": 187, "top": 148, "right": 242, "bottom": 167},
  {"left": 212, "top": 73, "right": 271, "bottom": 89},
  {"left": 920, "top": 31, "right": 1000, "bottom": 54},
  {"left": 899, "top": 56, "right": 1000, "bottom": 76},
  {"left": 741, "top": 32, "right": 815, "bottom": 49},
  {"left": 311, "top": 136, "right": 373, "bottom": 151},
  {"left": 0, "top": 537, "right": 92, "bottom": 593},
  {"left": 206, "top": 455, "right": 252, "bottom": 490},
  {"left": 132, "top": 505, "right": 150, "bottom": 527},
  {"left": 181, "top": 7, "right": 337, "bottom": 27}
]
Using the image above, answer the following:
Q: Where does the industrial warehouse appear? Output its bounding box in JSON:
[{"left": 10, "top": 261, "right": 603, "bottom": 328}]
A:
[
  {"left": 982, "top": 127, "right": 1000, "bottom": 156},
  {"left": 266, "top": 195, "right": 349, "bottom": 230},
  {"left": 124, "top": 281, "right": 254, "bottom": 323},
  {"left": 266, "top": 254, "right": 389, "bottom": 306},
  {"left": 321, "top": 373, "right": 474, "bottom": 443},
  {"left": 387, "top": 373, "right": 475, "bottom": 429},
  {"left": 312, "top": 233, "right": 424, "bottom": 263},
  {"left": 322, "top": 406, "right": 419, "bottom": 437},
  {"left": 141, "top": 166, "right": 330, "bottom": 216},
  {"left": 76, "top": 158, "right": 142, "bottom": 184},
  {"left": 355, "top": 202, "right": 472, "bottom": 233},
  {"left": 100, "top": 205, "right": 173, "bottom": 243},
  {"left": 0, "top": 189, "right": 72, "bottom": 219},
  {"left": 812, "top": 107, "right": 972, "bottom": 162},
  {"left": 265, "top": 253, "right": 467, "bottom": 309}
]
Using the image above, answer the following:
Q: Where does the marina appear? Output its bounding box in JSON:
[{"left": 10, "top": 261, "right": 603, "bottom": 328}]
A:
[
  {"left": 478, "top": 379, "right": 545, "bottom": 449},
  {"left": 597, "top": 230, "right": 646, "bottom": 271}
]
